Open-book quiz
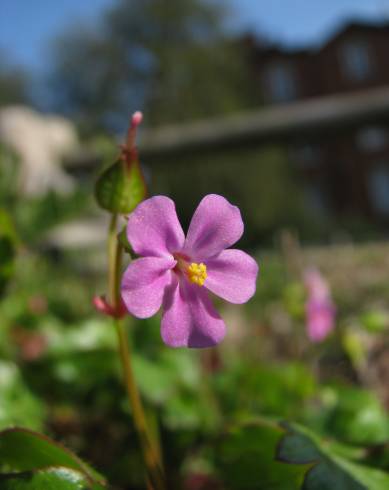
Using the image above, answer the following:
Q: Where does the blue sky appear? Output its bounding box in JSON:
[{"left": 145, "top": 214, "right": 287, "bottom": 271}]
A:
[
  {"left": 0, "top": 0, "right": 388, "bottom": 72},
  {"left": 0, "top": 0, "right": 111, "bottom": 70}
]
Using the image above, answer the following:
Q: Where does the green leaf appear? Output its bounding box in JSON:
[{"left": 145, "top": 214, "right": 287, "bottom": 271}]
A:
[
  {"left": 279, "top": 422, "right": 389, "bottom": 490},
  {"left": 95, "top": 158, "right": 146, "bottom": 214},
  {"left": 0, "top": 467, "right": 94, "bottom": 490},
  {"left": 278, "top": 424, "right": 365, "bottom": 490},
  {"left": 216, "top": 418, "right": 311, "bottom": 489},
  {"left": 133, "top": 355, "right": 177, "bottom": 405},
  {"left": 0, "top": 362, "right": 45, "bottom": 431},
  {"left": 0, "top": 427, "right": 106, "bottom": 488},
  {"left": 216, "top": 419, "right": 389, "bottom": 490},
  {"left": 0, "top": 209, "right": 18, "bottom": 296},
  {"left": 360, "top": 310, "right": 388, "bottom": 333},
  {"left": 218, "top": 361, "right": 316, "bottom": 419},
  {"left": 324, "top": 387, "right": 389, "bottom": 445}
]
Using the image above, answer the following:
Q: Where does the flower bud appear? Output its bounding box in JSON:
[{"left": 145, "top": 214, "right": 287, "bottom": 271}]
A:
[{"left": 95, "top": 112, "right": 147, "bottom": 214}]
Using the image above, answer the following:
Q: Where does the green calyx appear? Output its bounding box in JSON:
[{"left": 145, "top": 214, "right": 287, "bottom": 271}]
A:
[{"left": 95, "top": 155, "right": 147, "bottom": 214}]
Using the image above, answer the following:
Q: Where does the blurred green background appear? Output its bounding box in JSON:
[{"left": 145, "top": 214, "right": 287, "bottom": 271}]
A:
[{"left": 2, "top": 1, "right": 389, "bottom": 489}]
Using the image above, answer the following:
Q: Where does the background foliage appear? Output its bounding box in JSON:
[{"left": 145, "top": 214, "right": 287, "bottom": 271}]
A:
[{"left": 1, "top": 0, "right": 389, "bottom": 488}]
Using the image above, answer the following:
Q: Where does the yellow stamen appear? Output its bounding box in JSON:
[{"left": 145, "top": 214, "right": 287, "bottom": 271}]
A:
[{"left": 187, "top": 262, "right": 207, "bottom": 286}]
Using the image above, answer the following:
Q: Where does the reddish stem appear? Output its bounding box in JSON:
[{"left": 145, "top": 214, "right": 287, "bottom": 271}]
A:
[{"left": 121, "top": 111, "right": 143, "bottom": 163}]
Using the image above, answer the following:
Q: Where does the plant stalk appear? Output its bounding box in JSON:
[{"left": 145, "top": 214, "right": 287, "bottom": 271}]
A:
[{"left": 108, "top": 213, "right": 165, "bottom": 490}]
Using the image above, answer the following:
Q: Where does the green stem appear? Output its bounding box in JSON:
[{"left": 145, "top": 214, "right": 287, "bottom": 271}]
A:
[
  {"left": 108, "top": 213, "right": 119, "bottom": 305},
  {"left": 108, "top": 214, "right": 165, "bottom": 490}
]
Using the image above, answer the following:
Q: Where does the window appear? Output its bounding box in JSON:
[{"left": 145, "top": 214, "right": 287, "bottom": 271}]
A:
[
  {"left": 368, "top": 163, "right": 389, "bottom": 214},
  {"left": 340, "top": 40, "right": 372, "bottom": 82},
  {"left": 356, "top": 127, "right": 387, "bottom": 152},
  {"left": 263, "top": 62, "right": 297, "bottom": 103}
]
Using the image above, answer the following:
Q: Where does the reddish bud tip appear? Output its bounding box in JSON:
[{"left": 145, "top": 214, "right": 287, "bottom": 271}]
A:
[
  {"left": 125, "top": 111, "right": 143, "bottom": 158},
  {"left": 93, "top": 295, "right": 113, "bottom": 316},
  {"left": 93, "top": 295, "right": 128, "bottom": 319},
  {"left": 131, "top": 111, "right": 143, "bottom": 128}
]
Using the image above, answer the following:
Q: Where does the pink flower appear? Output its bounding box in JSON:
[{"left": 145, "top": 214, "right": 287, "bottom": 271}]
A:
[
  {"left": 304, "top": 269, "right": 336, "bottom": 342},
  {"left": 121, "top": 194, "right": 258, "bottom": 348}
]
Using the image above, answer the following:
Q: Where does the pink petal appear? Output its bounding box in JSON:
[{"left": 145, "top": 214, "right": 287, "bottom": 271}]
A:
[
  {"left": 121, "top": 257, "right": 175, "bottom": 318},
  {"left": 183, "top": 194, "right": 244, "bottom": 260},
  {"left": 306, "top": 301, "right": 335, "bottom": 342},
  {"left": 205, "top": 249, "right": 258, "bottom": 304},
  {"left": 304, "top": 268, "right": 331, "bottom": 302},
  {"left": 127, "top": 196, "right": 185, "bottom": 258},
  {"left": 161, "top": 277, "right": 226, "bottom": 348}
]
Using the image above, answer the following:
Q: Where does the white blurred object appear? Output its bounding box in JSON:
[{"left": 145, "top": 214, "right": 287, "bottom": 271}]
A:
[
  {"left": 0, "top": 106, "right": 79, "bottom": 196},
  {"left": 45, "top": 217, "right": 108, "bottom": 249}
]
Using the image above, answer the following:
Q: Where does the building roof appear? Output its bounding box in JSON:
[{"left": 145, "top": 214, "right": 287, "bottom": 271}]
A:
[{"left": 251, "top": 19, "right": 389, "bottom": 58}]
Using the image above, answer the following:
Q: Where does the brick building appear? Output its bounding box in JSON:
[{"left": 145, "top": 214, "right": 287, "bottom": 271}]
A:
[{"left": 250, "top": 20, "right": 389, "bottom": 220}]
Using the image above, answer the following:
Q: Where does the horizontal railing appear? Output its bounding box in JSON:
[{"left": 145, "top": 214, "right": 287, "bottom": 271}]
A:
[{"left": 139, "top": 86, "right": 389, "bottom": 159}]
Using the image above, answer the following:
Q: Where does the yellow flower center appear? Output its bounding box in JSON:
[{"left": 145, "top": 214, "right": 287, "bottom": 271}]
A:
[{"left": 187, "top": 262, "right": 207, "bottom": 286}]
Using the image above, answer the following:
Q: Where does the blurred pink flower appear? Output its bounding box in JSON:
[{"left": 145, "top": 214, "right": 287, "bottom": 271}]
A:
[
  {"left": 304, "top": 269, "right": 336, "bottom": 342},
  {"left": 121, "top": 194, "right": 258, "bottom": 348}
]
